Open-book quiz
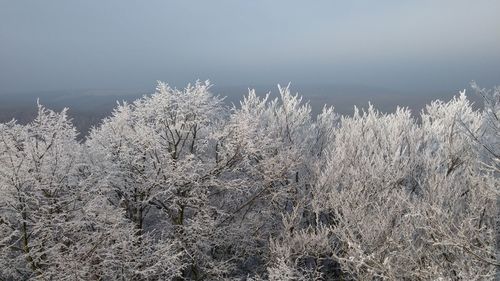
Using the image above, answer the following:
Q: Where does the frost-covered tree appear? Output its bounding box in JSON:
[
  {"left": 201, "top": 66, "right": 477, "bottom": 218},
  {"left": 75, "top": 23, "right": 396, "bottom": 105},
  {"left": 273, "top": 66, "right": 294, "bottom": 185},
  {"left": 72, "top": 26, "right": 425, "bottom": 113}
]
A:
[
  {"left": 1, "top": 81, "right": 498, "bottom": 280},
  {"left": 269, "top": 92, "right": 498, "bottom": 280},
  {"left": 467, "top": 82, "right": 500, "bottom": 280},
  {"left": 0, "top": 104, "right": 182, "bottom": 280},
  {"left": 87, "top": 80, "right": 243, "bottom": 279},
  {"left": 215, "top": 85, "right": 339, "bottom": 277},
  {"left": 0, "top": 103, "right": 89, "bottom": 279}
]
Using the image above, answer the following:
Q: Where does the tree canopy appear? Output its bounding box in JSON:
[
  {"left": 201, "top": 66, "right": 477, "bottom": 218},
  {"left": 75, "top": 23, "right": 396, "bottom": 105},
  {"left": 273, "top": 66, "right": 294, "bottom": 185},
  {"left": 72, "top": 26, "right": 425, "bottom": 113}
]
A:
[{"left": 1, "top": 81, "right": 498, "bottom": 280}]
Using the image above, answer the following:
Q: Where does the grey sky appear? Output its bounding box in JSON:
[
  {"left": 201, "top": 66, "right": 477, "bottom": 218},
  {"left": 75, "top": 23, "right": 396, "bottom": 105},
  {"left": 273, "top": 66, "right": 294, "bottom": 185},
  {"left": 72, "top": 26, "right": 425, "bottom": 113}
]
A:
[{"left": 1, "top": 0, "right": 499, "bottom": 94}]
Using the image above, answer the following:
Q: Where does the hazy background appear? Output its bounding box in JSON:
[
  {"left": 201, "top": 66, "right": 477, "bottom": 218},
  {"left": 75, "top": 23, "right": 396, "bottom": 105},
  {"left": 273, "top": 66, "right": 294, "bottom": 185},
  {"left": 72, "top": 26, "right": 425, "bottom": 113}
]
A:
[{"left": 1, "top": 0, "right": 499, "bottom": 136}]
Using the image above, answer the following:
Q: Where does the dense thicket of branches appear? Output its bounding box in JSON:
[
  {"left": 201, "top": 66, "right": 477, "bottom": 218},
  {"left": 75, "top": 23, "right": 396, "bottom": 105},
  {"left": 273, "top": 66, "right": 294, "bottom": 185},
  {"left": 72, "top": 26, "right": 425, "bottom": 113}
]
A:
[{"left": 1, "top": 81, "right": 498, "bottom": 280}]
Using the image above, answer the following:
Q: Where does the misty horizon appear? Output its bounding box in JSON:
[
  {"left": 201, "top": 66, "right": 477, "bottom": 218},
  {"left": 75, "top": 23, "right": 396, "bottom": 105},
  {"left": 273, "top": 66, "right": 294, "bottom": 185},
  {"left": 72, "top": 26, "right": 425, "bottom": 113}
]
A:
[
  {"left": 2, "top": 1, "right": 498, "bottom": 127},
  {"left": 1, "top": 0, "right": 499, "bottom": 95}
]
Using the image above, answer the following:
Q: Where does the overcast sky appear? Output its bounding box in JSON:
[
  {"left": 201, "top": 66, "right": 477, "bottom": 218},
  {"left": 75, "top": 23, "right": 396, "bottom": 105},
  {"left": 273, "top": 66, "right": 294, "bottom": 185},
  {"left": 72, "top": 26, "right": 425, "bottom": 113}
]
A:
[{"left": 1, "top": 0, "right": 499, "bottom": 94}]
